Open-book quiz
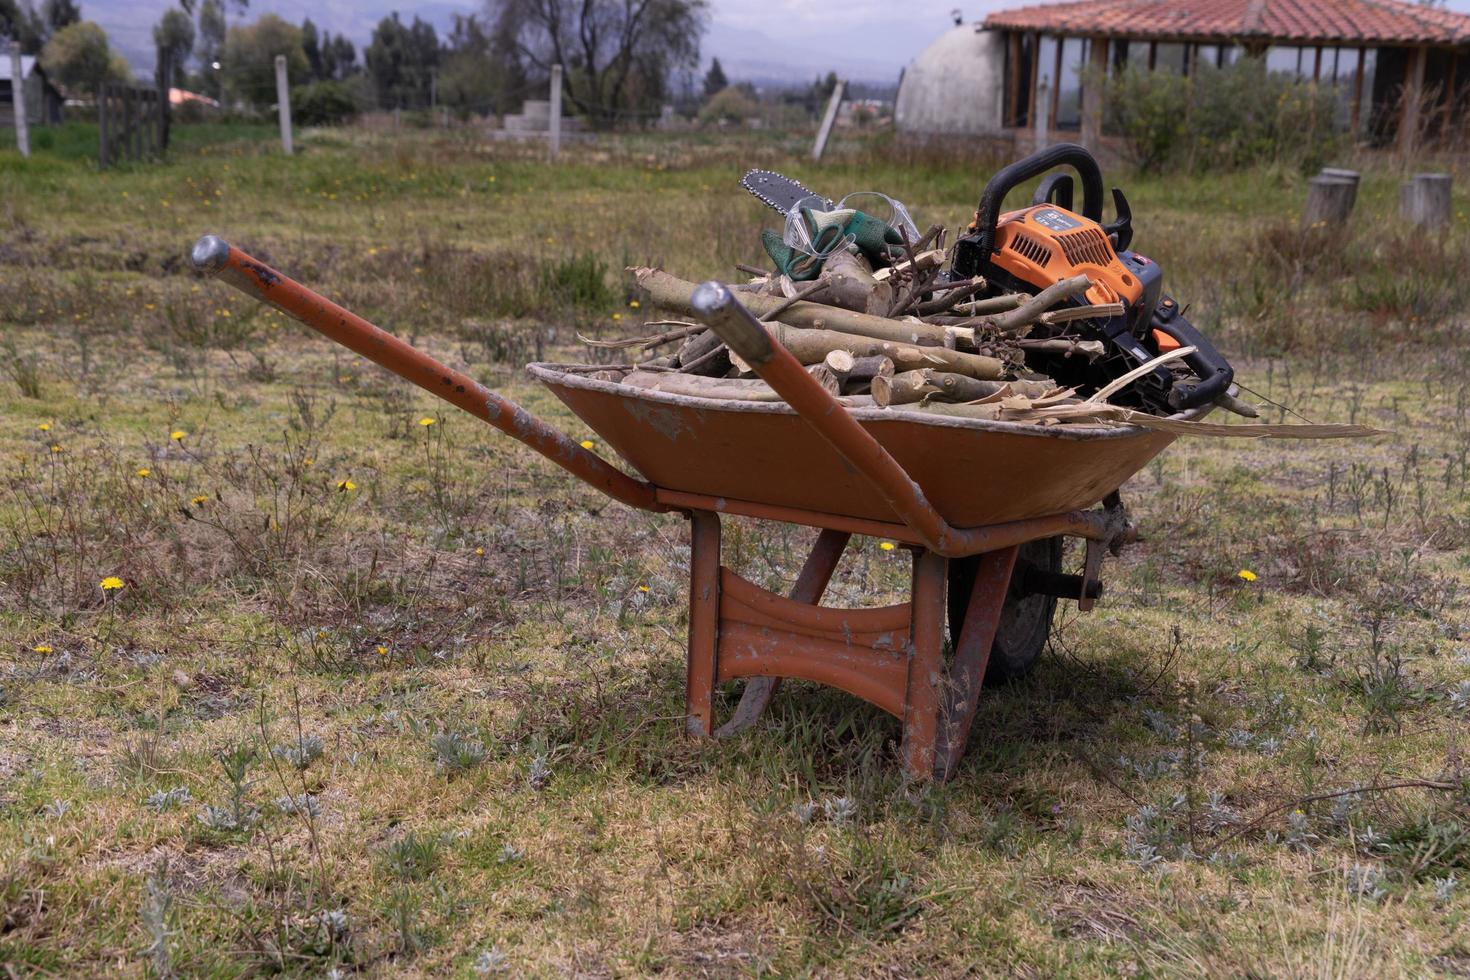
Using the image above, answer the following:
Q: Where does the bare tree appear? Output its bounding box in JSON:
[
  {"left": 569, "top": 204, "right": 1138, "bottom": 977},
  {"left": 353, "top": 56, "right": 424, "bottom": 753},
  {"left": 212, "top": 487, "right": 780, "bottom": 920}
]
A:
[{"left": 491, "top": 0, "right": 706, "bottom": 127}]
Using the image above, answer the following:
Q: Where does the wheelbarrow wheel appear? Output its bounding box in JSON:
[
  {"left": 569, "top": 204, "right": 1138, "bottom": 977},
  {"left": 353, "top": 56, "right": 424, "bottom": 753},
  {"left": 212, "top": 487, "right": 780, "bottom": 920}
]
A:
[{"left": 947, "top": 537, "right": 1062, "bottom": 684}]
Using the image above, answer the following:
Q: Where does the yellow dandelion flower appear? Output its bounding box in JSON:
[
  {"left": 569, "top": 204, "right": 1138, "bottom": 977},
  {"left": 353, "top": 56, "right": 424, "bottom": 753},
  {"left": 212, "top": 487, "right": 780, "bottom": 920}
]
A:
[
  {"left": 303, "top": 458, "right": 314, "bottom": 467},
  {"left": 474, "top": 547, "right": 485, "bottom": 556},
  {"left": 1237, "top": 569, "right": 1257, "bottom": 582},
  {"left": 375, "top": 645, "right": 388, "bottom": 656},
  {"left": 879, "top": 541, "right": 897, "bottom": 552},
  {"left": 612, "top": 313, "right": 622, "bottom": 321},
  {"left": 629, "top": 300, "right": 641, "bottom": 309},
  {"left": 36, "top": 422, "right": 50, "bottom": 431},
  {"left": 170, "top": 430, "right": 187, "bottom": 441},
  {"left": 191, "top": 494, "right": 209, "bottom": 506},
  {"left": 637, "top": 585, "right": 650, "bottom": 593},
  {"left": 99, "top": 576, "right": 124, "bottom": 591},
  {"left": 418, "top": 417, "right": 436, "bottom": 427},
  {"left": 337, "top": 479, "right": 357, "bottom": 491},
  {"left": 136, "top": 468, "right": 151, "bottom": 478},
  {"left": 50, "top": 444, "right": 63, "bottom": 453},
  {"left": 32, "top": 644, "right": 52, "bottom": 654}
]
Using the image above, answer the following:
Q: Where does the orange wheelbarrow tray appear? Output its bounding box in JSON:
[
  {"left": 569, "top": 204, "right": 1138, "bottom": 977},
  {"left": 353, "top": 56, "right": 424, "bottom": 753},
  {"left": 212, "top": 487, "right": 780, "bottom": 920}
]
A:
[{"left": 192, "top": 235, "right": 1204, "bottom": 782}]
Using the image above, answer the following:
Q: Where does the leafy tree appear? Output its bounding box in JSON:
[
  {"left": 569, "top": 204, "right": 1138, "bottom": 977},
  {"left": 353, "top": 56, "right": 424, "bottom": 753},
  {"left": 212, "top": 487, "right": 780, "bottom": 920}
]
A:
[
  {"left": 438, "top": 13, "right": 522, "bottom": 114},
  {"left": 40, "top": 0, "right": 77, "bottom": 34},
  {"left": 40, "top": 20, "right": 126, "bottom": 94},
  {"left": 701, "top": 56, "right": 725, "bottom": 97},
  {"left": 154, "top": 8, "right": 194, "bottom": 80},
  {"left": 220, "top": 13, "right": 305, "bottom": 106},
  {"left": 364, "top": 12, "right": 439, "bottom": 108},
  {"left": 300, "top": 16, "right": 321, "bottom": 80},
  {"left": 291, "top": 78, "right": 360, "bottom": 124},
  {"left": 320, "top": 31, "right": 356, "bottom": 79},
  {"left": 0, "top": 0, "right": 47, "bottom": 53},
  {"left": 698, "top": 83, "right": 755, "bottom": 124},
  {"left": 492, "top": 0, "right": 707, "bottom": 127},
  {"left": 194, "top": 0, "right": 225, "bottom": 96}
]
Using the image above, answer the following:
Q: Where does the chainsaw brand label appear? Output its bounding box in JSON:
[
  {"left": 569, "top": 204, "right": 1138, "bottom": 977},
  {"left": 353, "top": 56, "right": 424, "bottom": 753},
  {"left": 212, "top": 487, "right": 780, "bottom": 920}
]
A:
[{"left": 1030, "top": 207, "right": 1083, "bottom": 232}]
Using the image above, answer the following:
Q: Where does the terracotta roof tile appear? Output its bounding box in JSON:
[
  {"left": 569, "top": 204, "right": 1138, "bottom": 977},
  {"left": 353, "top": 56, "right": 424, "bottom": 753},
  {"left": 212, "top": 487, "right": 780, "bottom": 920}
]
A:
[{"left": 983, "top": 0, "right": 1470, "bottom": 45}]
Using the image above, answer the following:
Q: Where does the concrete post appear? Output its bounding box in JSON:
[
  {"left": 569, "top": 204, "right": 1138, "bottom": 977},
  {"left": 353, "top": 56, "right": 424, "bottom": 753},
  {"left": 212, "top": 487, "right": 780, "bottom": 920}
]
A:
[
  {"left": 812, "top": 79, "right": 845, "bottom": 162},
  {"left": 548, "top": 64, "right": 563, "bottom": 160},
  {"left": 1033, "top": 80, "right": 1050, "bottom": 151},
  {"left": 274, "top": 54, "right": 293, "bottom": 155},
  {"left": 1080, "top": 38, "right": 1108, "bottom": 149},
  {"left": 10, "top": 42, "right": 29, "bottom": 158}
]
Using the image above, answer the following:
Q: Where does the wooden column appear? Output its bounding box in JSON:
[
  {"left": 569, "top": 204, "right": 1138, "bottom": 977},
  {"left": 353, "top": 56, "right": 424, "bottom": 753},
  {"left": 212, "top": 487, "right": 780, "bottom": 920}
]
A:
[
  {"left": 1351, "top": 47, "right": 1366, "bottom": 133},
  {"left": 1029, "top": 32, "right": 1042, "bottom": 129},
  {"left": 1006, "top": 32, "right": 1022, "bottom": 127},
  {"left": 1398, "top": 45, "right": 1426, "bottom": 157},
  {"left": 1081, "top": 36, "right": 1109, "bottom": 148},
  {"left": 1049, "top": 36, "right": 1064, "bottom": 130}
]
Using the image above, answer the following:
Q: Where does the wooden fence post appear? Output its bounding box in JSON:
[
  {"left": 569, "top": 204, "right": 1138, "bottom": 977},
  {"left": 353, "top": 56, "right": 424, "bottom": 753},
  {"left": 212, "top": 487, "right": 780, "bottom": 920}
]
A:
[
  {"left": 275, "top": 54, "right": 293, "bottom": 155},
  {"left": 1400, "top": 173, "right": 1452, "bottom": 228},
  {"left": 1302, "top": 175, "right": 1357, "bottom": 226},
  {"left": 9, "top": 42, "right": 29, "bottom": 158},
  {"left": 548, "top": 63, "right": 562, "bottom": 161},
  {"left": 812, "top": 78, "right": 845, "bottom": 163}
]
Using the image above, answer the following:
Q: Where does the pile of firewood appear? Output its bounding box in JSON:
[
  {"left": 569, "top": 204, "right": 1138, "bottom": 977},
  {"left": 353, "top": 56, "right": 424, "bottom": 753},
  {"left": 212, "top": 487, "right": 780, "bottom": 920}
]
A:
[{"left": 572, "top": 245, "right": 1157, "bottom": 425}]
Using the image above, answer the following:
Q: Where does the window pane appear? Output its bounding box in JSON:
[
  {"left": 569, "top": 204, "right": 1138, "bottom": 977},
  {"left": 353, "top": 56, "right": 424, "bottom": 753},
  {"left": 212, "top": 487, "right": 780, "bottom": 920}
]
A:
[{"left": 1155, "top": 42, "right": 1186, "bottom": 74}]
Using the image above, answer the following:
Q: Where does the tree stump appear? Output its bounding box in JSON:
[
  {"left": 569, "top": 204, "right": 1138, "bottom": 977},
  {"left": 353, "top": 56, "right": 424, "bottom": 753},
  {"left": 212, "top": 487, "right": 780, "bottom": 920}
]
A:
[
  {"left": 1399, "top": 173, "right": 1452, "bottom": 229},
  {"left": 1302, "top": 175, "right": 1357, "bottom": 227}
]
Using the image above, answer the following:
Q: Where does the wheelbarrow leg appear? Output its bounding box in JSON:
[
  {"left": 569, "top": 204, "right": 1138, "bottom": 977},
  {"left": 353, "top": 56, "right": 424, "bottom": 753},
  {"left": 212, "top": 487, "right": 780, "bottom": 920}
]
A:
[
  {"left": 686, "top": 510, "right": 721, "bottom": 736},
  {"left": 901, "top": 550, "right": 948, "bottom": 780},
  {"left": 715, "top": 529, "right": 851, "bottom": 738},
  {"left": 933, "top": 545, "right": 1020, "bottom": 782}
]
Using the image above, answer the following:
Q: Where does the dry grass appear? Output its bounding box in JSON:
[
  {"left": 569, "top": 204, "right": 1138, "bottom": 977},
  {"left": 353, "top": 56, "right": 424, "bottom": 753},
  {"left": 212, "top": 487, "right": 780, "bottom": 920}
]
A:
[{"left": 1, "top": 124, "right": 1469, "bottom": 976}]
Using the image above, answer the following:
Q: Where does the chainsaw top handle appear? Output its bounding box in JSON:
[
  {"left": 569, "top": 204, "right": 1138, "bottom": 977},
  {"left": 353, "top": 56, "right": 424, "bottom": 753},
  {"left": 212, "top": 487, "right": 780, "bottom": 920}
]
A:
[{"left": 974, "top": 142, "right": 1105, "bottom": 261}]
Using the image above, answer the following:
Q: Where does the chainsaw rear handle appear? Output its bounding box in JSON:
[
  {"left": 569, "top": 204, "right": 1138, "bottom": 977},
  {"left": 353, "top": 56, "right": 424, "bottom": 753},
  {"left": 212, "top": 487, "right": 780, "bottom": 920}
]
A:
[
  {"left": 189, "top": 235, "right": 662, "bottom": 513},
  {"left": 1151, "top": 299, "right": 1234, "bottom": 411},
  {"left": 974, "top": 142, "right": 1106, "bottom": 260}
]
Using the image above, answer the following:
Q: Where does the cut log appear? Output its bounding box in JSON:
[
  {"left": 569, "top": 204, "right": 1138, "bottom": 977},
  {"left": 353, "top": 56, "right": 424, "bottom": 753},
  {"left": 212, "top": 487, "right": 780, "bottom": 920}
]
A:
[
  {"left": 762, "top": 323, "right": 1006, "bottom": 380},
  {"left": 819, "top": 249, "right": 892, "bottom": 315},
  {"left": 872, "top": 369, "right": 1057, "bottom": 407},
  {"left": 635, "top": 266, "right": 968, "bottom": 348},
  {"left": 1302, "top": 175, "right": 1356, "bottom": 227},
  {"left": 619, "top": 369, "right": 866, "bottom": 405},
  {"left": 824, "top": 350, "right": 894, "bottom": 384},
  {"left": 1399, "top": 172, "right": 1452, "bottom": 229}
]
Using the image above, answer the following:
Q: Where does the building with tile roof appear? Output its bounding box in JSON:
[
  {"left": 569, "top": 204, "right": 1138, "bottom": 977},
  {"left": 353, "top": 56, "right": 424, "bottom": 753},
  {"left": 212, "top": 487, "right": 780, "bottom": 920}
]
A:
[
  {"left": 896, "top": 0, "right": 1469, "bottom": 152},
  {"left": 1, "top": 55, "right": 65, "bottom": 129}
]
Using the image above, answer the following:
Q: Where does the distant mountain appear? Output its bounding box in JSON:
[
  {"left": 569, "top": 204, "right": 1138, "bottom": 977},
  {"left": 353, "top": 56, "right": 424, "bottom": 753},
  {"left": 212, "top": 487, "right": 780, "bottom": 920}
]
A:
[
  {"left": 701, "top": 19, "right": 909, "bottom": 90},
  {"left": 89, "top": 0, "right": 934, "bottom": 91}
]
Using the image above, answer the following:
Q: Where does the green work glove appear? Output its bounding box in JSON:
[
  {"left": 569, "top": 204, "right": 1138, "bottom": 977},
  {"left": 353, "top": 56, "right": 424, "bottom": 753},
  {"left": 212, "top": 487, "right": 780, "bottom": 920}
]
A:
[
  {"left": 801, "top": 207, "right": 907, "bottom": 267},
  {"left": 761, "top": 228, "right": 825, "bottom": 281}
]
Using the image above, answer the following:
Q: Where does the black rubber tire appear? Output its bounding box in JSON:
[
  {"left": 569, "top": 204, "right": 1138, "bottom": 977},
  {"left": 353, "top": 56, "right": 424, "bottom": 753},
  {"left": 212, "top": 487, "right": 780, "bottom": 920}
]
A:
[{"left": 946, "top": 536, "right": 1062, "bottom": 684}]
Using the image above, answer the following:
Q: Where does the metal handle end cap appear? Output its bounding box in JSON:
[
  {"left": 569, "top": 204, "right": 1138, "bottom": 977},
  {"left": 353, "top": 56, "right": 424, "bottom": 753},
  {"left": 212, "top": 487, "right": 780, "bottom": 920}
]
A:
[{"left": 190, "top": 235, "right": 230, "bottom": 274}]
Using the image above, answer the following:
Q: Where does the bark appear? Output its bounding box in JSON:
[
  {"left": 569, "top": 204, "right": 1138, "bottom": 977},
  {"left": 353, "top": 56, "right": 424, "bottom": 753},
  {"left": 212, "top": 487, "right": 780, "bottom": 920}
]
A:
[
  {"left": 633, "top": 267, "right": 965, "bottom": 347},
  {"left": 818, "top": 249, "right": 891, "bottom": 315},
  {"left": 763, "top": 323, "right": 1006, "bottom": 380}
]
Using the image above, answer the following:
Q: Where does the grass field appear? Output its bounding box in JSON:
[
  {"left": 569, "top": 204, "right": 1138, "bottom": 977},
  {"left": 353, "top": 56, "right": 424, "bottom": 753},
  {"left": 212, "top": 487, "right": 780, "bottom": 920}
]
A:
[{"left": 2, "top": 122, "right": 1470, "bottom": 976}]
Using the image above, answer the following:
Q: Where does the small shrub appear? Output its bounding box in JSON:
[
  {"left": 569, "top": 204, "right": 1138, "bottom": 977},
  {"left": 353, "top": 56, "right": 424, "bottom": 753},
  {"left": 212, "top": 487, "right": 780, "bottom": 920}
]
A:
[
  {"left": 291, "top": 80, "right": 361, "bottom": 125},
  {"left": 430, "top": 730, "right": 487, "bottom": 773},
  {"left": 383, "top": 831, "right": 442, "bottom": 881},
  {"left": 1098, "top": 57, "right": 1340, "bottom": 173}
]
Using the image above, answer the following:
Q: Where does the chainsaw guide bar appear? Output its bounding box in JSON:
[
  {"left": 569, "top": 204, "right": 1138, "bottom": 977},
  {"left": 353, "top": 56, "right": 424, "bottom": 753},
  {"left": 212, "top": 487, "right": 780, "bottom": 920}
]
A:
[{"left": 740, "top": 169, "right": 832, "bottom": 214}]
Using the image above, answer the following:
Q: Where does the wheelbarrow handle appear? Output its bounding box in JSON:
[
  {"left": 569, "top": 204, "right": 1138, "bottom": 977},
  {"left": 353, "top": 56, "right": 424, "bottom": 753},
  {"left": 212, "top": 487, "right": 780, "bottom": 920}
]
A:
[
  {"left": 189, "top": 235, "right": 661, "bottom": 513},
  {"left": 690, "top": 281, "right": 1131, "bottom": 558}
]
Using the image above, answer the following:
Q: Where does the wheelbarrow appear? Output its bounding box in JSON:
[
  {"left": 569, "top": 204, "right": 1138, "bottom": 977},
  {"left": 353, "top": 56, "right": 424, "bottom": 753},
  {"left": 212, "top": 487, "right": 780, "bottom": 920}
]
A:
[{"left": 190, "top": 235, "right": 1201, "bottom": 782}]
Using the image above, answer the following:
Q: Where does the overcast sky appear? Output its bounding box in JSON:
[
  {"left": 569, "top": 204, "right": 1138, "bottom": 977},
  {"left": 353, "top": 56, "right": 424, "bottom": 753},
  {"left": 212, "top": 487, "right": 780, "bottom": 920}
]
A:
[{"left": 88, "top": 0, "right": 1470, "bottom": 87}]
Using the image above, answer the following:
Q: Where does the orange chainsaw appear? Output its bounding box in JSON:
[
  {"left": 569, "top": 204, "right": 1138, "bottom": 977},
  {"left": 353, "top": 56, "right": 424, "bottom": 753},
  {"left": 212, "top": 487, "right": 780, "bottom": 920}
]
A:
[{"left": 948, "top": 143, "right": 1233, "bottom": 412}]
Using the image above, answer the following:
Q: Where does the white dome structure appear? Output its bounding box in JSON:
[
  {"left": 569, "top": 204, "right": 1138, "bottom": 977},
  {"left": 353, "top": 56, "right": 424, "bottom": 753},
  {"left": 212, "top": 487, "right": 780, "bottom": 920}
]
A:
[{"left": 894, "top": 25, "right": 1007, "bottom": 135}]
